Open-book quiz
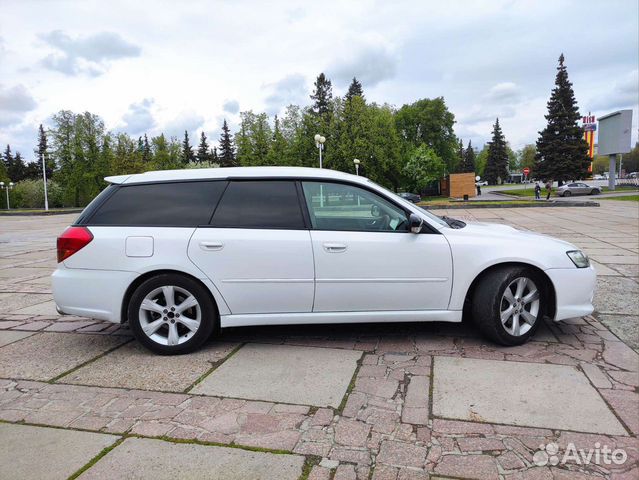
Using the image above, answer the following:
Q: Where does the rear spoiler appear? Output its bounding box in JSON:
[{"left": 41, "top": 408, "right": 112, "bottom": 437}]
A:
[{"left": 104, "top": 175, "right": 131, "bottom": 184}]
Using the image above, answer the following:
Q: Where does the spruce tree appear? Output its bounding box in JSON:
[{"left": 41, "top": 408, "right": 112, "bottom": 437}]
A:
[
  {"left": 2, "top": 145, "right": 14, "bottom": 178},
  {"left": 210, "top": 146, "right": 219, "bottom": 166},
  {"left": 484, "top": 118, "right": 509, "bottom": 185},
  {"left": 142, "top": 134, "right": 151, "bottom": 163},
  {"left": 218, "top": 120, "right": 236, "bottom": 167},
  {"left": 197, "top": 131, "right": 210, "bottom": 165},
  {"left": 181, "top": 130, "right": 195, "bottom": 165},
  {"left": 12, "top": 152, "right": 26, "bottom": 181},
  {"left": 310, "top": 73, "right": 333, "bottom": 116},
  {"left": 534, "top": 54, "right": 590, "bottom": 183},
  {"left": 345, "top": 77, "right": 364, "bottom": 103},
  {"left": 456, "top": 139, "right": 464, "bottom": 172},
  {"left": 463, "top": 140, "right": 476, "bottom": 173},
  {"left": 33, "top": 124, "right": 52, "bottom": 178}
]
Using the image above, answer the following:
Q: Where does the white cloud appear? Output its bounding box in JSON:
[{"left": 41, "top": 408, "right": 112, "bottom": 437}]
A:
[
  {"left": 328, "top": 43, "right": 397, "bottom": 88},
  {"left": 120, "top": 98, "right": 156, "bottom": 135},
  {"left": 223, "top": 99, "right": 240, "bottom": 114},
  {"left": 263, "top": 74, "right": 308, "bottom": 116},
  {"left": 0, "top": 84, "right": 37, "bottom": 127},
  {"left": 163, "top": 111, "right": 205, "bottom": 139},
  {"left": 38, "top": 30, "right": 141, "bottom": 76}
]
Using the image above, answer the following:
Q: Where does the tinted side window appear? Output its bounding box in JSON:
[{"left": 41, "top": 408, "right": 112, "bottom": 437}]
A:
[
  {"left": 75, "top": 184, "right": 116, "bottom": 225},
  {"left": 89, "top": 181, "right": 227, "bottom": 226},
  {"left": 211, "top": 181, "right": 304, "bottom": 229}
]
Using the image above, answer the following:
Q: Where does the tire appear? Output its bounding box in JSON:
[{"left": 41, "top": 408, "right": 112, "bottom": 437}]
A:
[
  {"left": 471, "top": 266, "right": 546, "bottom": 346},
  {"left": 563, "top": 191, "right": 571, "bottom": 197},
  {"left": 127, "top": 273, "right": 217, "bottom": 355},
  {"left": 591, "top": 189, "right": 599, "bottom": 195}
]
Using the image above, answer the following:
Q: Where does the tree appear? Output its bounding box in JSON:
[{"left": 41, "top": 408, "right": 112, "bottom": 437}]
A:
[
  {"left": 534, "top": 54, "right": 590, "bottom": 183},
  {"left": 345, "top": 77, "right": 364, "bottom": 103},
  {"left": 310, "top": 73, "right": 333, "bottom": 117},
  {"left": 235, "top": 111, "right": 272, "bottom": 166},
  {"left": 266, "top": 115, "right": 289, "bottom": 165},
  {"left": 518, "top": 144, "right": 536, "bottom": 177},
  {"left": 463, "top": 141, "right": 476, "bottom": 173},
  {"left": 142, "top": 134, "right": 151, "bottom": 163},
  {"left": 484, "top": 118, "right": 509, "bottom": 185},
  {"left": 2, "top": 145, "right": 14, "bottom": 180},
  {"left": 402, "top": 144, "right": 446, "bottom": 192},
  {"left": 456, "top": 139, "right": 464, "bottom": 172},
  {"left": 197, "top": 131, "right": 210, "bottom": 165},
  {"left": 218, "top": 119, "right": 236, "bottom": 167},
  {"left": 210, "top": 146, "right": 219, "bottom": 166},
  {"left": 395, "top": 97, "right": 457, "bottom": 173},
  {"left": 12, "top": 152, "right": 27, "bottom": 181},
  {"left": 621, "top": 142, "right": 639, "bottom": 174},
  {"left": 32, "top": 124, "right": 53, "bottom": 179},
  {"left": 181, "top": 131, "right": 195, "bottom": 165}
]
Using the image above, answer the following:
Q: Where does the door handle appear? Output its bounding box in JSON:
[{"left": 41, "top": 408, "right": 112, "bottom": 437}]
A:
[
  {"left": 322, "top": 243, "right": 347, "bottom": 253},
  {"left": 199, "top": 241, "right": 224, "bottom": 251}
]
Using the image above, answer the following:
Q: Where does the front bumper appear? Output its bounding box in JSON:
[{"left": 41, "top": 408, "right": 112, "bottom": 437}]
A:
[{"left": 545, "top": 264, "right": 596, "bottom": 321}]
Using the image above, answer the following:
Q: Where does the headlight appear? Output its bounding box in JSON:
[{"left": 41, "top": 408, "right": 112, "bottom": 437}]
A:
[{"left": 567, "top": 250, "right": 590, "bottom": 268}]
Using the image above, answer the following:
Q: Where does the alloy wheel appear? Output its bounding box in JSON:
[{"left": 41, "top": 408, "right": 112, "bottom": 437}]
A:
[
  {"left": 138, "top": 285, "right": 202, "bottom": 346},
  {"left": 500, "top": 277, "right": 541, "bottom": 336}
]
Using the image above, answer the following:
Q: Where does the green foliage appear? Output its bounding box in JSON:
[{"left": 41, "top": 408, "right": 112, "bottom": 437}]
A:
[
  {"left": 181, "top": 131, "right": 195, "bottom": 165},
  {"left": 519, "top": 144, "right": 536, "bottom": 176},
  {"left": 395, "top": 97, "right": 457, "bottom": 173},
  {"left": 345, "top": 77, "right": 364, "bottom": 103},
  {"left": 236, "top": 111, "right": 272, "bottom": 166},
  {"left": 402, "top": 144, "right": 445, "bottom": 192},
  {"left": 592, "top": 156, "right": 608, "bottom": 175},
  {"left": 534, "top": 54, "right": 590, "bottom": 182},
  {"left": 621, "top": 142, "right": 639, "bottom": 174},
  {"left": 484, "top": 118, "right": 509, "bottom": 185},
  {"left": 7, "top": 179, "right": 65, "bottom": 209},
  {"left": 461, "top": 140, "right": 476, "bottom": 173},
  {"left": 310, "top": 73, "right": 333, "bottom": 117},
  {"left": 218, "top": 120, "right": 236, "bottom": 167},
  {"left": 197, "top": 131, "right": 210, "bottom": 165}
]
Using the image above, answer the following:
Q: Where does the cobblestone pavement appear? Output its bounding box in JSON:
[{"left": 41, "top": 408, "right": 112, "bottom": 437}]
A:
[{"left": 0, "top": 201, "right": 637, "bottom": 479}]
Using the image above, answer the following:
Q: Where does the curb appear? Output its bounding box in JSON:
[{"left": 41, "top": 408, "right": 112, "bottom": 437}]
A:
[
  {"left": 421, "top": 201, "right": 600, "bottom": 210},
  {"left": 0, "top": 209, "right": 82, "bottom": 216}
]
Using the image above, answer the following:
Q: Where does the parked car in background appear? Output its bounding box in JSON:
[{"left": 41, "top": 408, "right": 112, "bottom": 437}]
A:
[
  {"left": 593, "top": 174, "right": 605, "bottom": 180},
  {"left": 52, "top": 167, "right": 596, "bottom": 354},
  {"left": 557, "top": 182, "right": 601, "bottom": 197},
  {"left": 397, "top": 192, "right": 421, "bottom": 203}
]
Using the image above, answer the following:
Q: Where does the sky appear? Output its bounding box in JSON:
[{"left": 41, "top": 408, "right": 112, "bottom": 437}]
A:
[{"left": 1, "top": 0, "right": 637, "bottom": 161}]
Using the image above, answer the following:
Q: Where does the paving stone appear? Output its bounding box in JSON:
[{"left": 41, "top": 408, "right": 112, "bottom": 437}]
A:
[
  {"left": 334, "top": 418, "right": 371, "bottom": 447},
  {"left": 0, "top": 423, "right": 118, "bottom": 480},
  {"left": 580, "top": 362, "right": 613, "bottom": 389},
  {"left": 376, "top": 440, "right": 427, "bottom": 468},
  {"left": 599, "top": 388, "right": 639, "bottom": 435},
  {"left": 78, "top": 437, "right": 304, "bottom": 479},
  {"left": 0, "top": 292, "right": 52, "bottom": 312},
  {"left": 432, "top": 356, "right": 627, "bottom": 435},
  {"left": 598, "top": 315, "right": 639, "bottom": 352},
  {"left": 0, "top": 332, "right": 129, "bottom": 381},
  {"left": 191, "top": 343, "right": 361, "bottom": 407},
  {"left": 0, "top": 329, "right": 34, "bottom": 347},
  {"left": 434, "top": 454, "right": 499, "bottom": 480},
  {"left": 10, "top": 299, "right": 59, "bottom": 316},
  {"left": 602, "top": 339, "right": 639, "bottom": 371},
  {"left": 457, "top": 437, "right": 505, "bottom": 452},
  {"left": 64, "top": 340, "right": 238, "bottom": 392}
]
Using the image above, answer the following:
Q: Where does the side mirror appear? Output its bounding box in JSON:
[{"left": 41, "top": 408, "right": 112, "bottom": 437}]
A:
[{"left": 409, "top": 213, "right": 423, "bottom": 233}]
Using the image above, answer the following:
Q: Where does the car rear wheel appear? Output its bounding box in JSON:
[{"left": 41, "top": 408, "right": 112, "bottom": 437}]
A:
[
  {"left": 563, "top": 190, "right": 571, "bottom": 197},
  {"left": 591, "top": 189, "right": 599, "bottom": 195},
  {"left": 128, "top": 273, "right": 217, "bottom": 355},
  {"left": 472, "top": 266, "right": 545, "bottom": 345}
]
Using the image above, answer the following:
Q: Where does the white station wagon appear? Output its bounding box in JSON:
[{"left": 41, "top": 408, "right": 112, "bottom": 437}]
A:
[{"left": 52, "top": 167, "right": 596, "bottom": 354}]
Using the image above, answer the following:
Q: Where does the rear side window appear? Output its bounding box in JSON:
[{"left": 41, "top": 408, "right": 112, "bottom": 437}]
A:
[
  {"left": 88, "top": 181, "right": 227, "bottom": 226},
  {"left": 211, "top": 180, "right": 304, "bottom": 229}
]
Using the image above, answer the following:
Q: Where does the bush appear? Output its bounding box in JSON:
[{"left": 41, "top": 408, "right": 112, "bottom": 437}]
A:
[{"left": 3, "top": 179, "right": 65, "bottom": 209}]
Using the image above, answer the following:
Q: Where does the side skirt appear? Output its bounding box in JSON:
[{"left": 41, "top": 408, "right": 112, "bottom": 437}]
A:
[{"left": 220, "top": 310, "right": 462, "bottom": 328}]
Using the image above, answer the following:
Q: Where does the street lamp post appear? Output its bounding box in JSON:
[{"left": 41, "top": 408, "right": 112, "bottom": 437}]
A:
[
  {"left": 0, "top": 181, "right": 14, "bottom": 210},
  {"left": 42, "top": 154, "right": 49, "bottom": 211},
  {"left": 353, "top": 158, "right": 360, "bottom": 176},
  {"left": 314, "top": 134, "right": 326, "bottom": 168}
]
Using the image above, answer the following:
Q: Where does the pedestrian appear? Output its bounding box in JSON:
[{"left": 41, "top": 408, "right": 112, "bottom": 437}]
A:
[
  {"left": 476, "top": 183, "right": 481, "bottom": 196},
  {"left": 545, "top": 180, "right": 552, "bottom": 200},
  {"left": 534, "top": 182, "right": 541, "bottom": 200}
]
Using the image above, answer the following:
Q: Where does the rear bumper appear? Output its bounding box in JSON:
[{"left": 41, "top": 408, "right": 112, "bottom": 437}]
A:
[
  {"left": 52, "top": 265, "right": 137, "bottom": 323},
  {"left": 546, "top": 265, "right": 596, "bottom": 321}
]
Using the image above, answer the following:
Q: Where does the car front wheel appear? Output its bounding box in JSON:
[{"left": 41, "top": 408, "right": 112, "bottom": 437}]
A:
[
  {"left": 563, "top": 191, "right": 571, "bottom": 197},
  {"left": 128, "top": 273, "right": 217, "bottom": 355},
  {"left": 472, "top": 266, "right": 545, "bottom": 345},
  {"left": 591, "top": 189, "right": 599, "bottom": 195}
]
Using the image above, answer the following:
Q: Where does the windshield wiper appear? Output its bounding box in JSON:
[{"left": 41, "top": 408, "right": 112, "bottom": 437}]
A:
[{"left": 440, "top": 216, "right": 466, "bottom": 229}]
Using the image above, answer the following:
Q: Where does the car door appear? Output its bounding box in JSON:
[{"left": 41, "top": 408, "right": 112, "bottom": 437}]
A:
[
  {"left": 188, "top": 180, "right": 314, "bottom": 314},
  {"left": 301, "top": 181, "right": 453, "bottom": 312}
]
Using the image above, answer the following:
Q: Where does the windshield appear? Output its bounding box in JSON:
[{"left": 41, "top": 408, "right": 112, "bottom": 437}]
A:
[{"left": 366, "top": 179, "right": 448, "bottom": 227}]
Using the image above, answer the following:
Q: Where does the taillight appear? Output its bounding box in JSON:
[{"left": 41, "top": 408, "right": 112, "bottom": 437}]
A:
[{"left": 57, "top": 226, "right": 94, "bottom": 263}]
